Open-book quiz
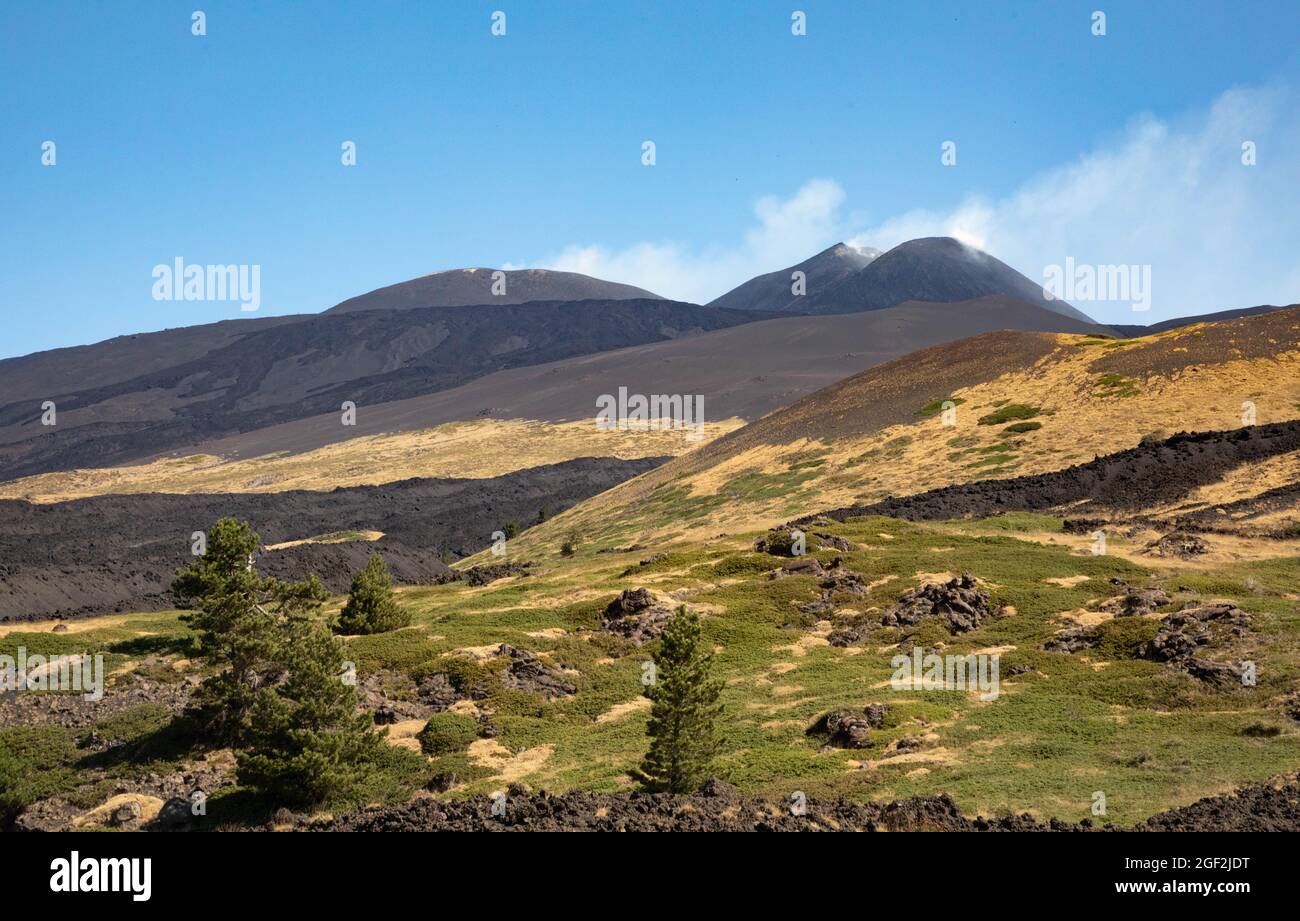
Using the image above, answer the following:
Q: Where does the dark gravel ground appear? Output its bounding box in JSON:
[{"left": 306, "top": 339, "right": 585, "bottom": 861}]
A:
[
  {"left": 0, "top": 455, "right": 663, "bottom": 621},
  {"left": 295, "top": 776, "right": 1300, "bottom": 832}
]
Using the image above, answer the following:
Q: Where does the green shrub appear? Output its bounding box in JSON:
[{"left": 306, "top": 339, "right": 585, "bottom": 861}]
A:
[
  {"left": 417, "top": 712, "right": 480, "bottom": 755},
  {"left": 916, "top": 397, "right": 966, "bottom": 417},
  {"left": 977, "top": 404, "right": 1040, "bottom": 426},
  {"left": 1094, "top": 373, "right": 1140, "bottom": 398},
  {"left": 1002, "top": 421, "right": 1043, "bottom": 434},
  {"left": 0, "top": 727, "right": 77, "bottom": 825},
  {"left": 707, "top": 553, "right": 784, "bottom": 577},
  {"left": 336, "top": 553, "right": 411, "bottom": 635},
  {"left": 1093, "top": 617, "right": 1161, "bottom": 658}
]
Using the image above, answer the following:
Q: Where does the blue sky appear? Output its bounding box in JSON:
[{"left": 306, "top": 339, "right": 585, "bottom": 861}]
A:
[{"left": 3, "top": 0, "right": 1300, "bottom": 357}]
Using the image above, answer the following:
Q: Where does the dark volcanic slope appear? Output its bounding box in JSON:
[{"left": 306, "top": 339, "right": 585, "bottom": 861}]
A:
[
  {"left": 326, "top": 268, "right": 662, "bottom": 313},
  {"left": 185, "top": 296, "right": 1105, "bottom": 463},
  {"left": 0, "top": 315, "right": 306, "bottom": 405},
  {"left": 807, "top": 237, "right": 1096, "bottom": 324},
  {"left": 801, "top": 421, "right": 1300, "bottom": 526},
  {"left": 0, "top": 300, "right": 753, "bottom": 481},
  {"left": 0, "top": 455, "right": 663, "bottom": 621},
  {"left": 1094, "top": 305, "right": 1300, "bottom": 378},
  {"left": 707, "top": 242, "right": 879, "bottom": 312},
  {"left": 1110, "top": 303, "right": 1296, "bottom": 337}
]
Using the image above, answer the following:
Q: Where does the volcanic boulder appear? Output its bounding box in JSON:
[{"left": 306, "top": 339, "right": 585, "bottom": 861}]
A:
[
  {"left": 1043, "top": 626, "right": 1100, "bottom": 654},
  {"left": 755, "top": 527, "right": 807, "bottom": 557},
  {"left": 435, "top": 561, "right": 533, "bottom": 587},
  {"left": 1140, "top": 602, "right": 1252, "bottom": 685},
  {"left": 1102, "top": 586, "right": 1172, "bottom": 617},
  {"left": 827, "top": 616, "right": 875, "bottom": 648},
  {"left": 602, "top": 588, "right": 677, "bottom": 645},
  {"left": 770, "top": 557, "right": 826, "bottom": 579},
  {"left": 1145, "top": 532, "right": 1210, "bottom": 559},
  {"left": 499, "top": 644, "right": 576, "bottom": 699},
  {"left": 880, "top": 573, "right": 990, "bottom": 634},
  {"left": 809, "top": 704, "right": 891, "bottom": 749},
  {"left": 814, "top": 533, "right": 855, "bottom": 552}
]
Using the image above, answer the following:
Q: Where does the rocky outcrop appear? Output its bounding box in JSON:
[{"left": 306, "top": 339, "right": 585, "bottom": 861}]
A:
[
  {"left": 1145, "top": 532, "right": 1210, "bottom": 559},
  {"left": 808, "top": 704, "right": 891, "bottom": 749},
  {"left": 1140, "top": 603, "right": 1252, "bottom": 685},
  {"left": 880, "top": 573, "right": 990, "bottom": 634},
  {"left": 602, "top": 589, "right": 677, "bottom": 645},
  {"left": 499, "top": 645, "right": 576, "bottom": 699}
]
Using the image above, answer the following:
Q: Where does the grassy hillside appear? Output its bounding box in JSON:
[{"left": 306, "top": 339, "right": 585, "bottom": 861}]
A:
[
  {"left": 5, "top": 308, "right": 1299, "bottom": 831},
  {"left": 502, "top": 309, "right": 1300, "bottom": 555},
  {"left": 6, "top": 511, "right": 1297, "bottom": 828}
]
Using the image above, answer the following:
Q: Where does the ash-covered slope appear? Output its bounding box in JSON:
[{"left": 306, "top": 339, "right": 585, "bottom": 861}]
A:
[
  {"left": 179, "top": 295, "right": 1106, "bottom": 462},
  {"left": 1110, "top": 303, "right": 1297, "bottom": 337},
  {"left": 326, "top": 267, "right": 663, "bottom": 313},
  {"left": 806, "top": 237, "right": 1096, "bottom": 323},
  {"left": 707, "top": 242, "right": 879, "bottom": 312},
  {"left": 0, "top": 299, "right": 756, "bottom": 481}
]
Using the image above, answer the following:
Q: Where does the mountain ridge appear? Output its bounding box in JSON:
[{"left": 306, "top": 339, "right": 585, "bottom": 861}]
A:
[
  {"left": 326, "top": 267, "right": 664, "bottom": 313},
  {"left": 707, "top": 242, "right": 879, "bottom": 312},
  {"left": 806, "top": 236, "right": 1096, "bottom": 323}
]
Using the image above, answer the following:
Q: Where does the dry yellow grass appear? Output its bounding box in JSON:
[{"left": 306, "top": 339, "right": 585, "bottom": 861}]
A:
[
  {"left": 264, "top": 530, "right": 384, "bottom": 551},
  {"left": 498, "top": 329, "right": 1300, "bottom": 555},
  {"left": 0, "top": 416, "right": 745, "bottom": 502}
]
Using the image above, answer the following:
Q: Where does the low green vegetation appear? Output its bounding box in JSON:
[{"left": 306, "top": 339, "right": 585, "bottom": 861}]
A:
[
  {"left": 916, "top": 397, "right": 966, "bottom": 417},
  {"left": 1003, "top": 421, "right": 1042, "bottom": 434},
  {"left": 846, "top": 435, "right": 914, "bottom": 466},
  {"left": 0, "top": 726, "right": 78, "bottom": 825},
  {"left": 965, "top": 453, "right": 1018, "bottom": 469},
  {"left": 1094, "top": 372, "right": 1141, "bottom": 398},
  {"left": 418, "top": 713, "right": 480, "bottom": 756},
  {"left": 977, "top": 404, "right": 1040, "bottom": 426},
  {"left": 12, "top": 506, "right": 1300, "bottom": 829},
  {"left": 301, "top": 530, "right": 374, "bottom": 545}
]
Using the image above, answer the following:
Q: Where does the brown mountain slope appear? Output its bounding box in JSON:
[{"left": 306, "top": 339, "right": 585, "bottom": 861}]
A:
[
  {"left": 503, "top": 307, "right": 1300, "bottom": 552},
  {"left": 146, "top": 295, "right": 1106, "bottom": 461},
  {"left": 806, "top": 236, "right": 1097, "bottom": 324},
  {"left": 0, "top": 295, "right": 1107, "bottom": 502},
  {"left": 0, "top": 315, "right": 305, "bottom": 405}
]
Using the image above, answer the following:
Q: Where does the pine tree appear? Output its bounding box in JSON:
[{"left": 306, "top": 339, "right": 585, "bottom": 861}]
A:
[
  {"left": 636, "top": 607, "right": 724, "bottom": 793},
  {"left": 235, "top": 615, "right": 386, "bottom": 806},
  {"left": 174, "top": 518, "right": 390, "bottom": 806},
  {"left": 172, "top": 518, "right": 328, "bottom": 744},
  {"left": 335, "top": 552, "right": 411, "bottom": 635}
]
